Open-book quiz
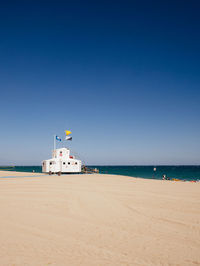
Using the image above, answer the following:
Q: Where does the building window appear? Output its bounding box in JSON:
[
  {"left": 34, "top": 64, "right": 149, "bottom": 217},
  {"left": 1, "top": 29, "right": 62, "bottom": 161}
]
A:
[{"left": 68, "top": 162, "right": 70, "bottom": 165}]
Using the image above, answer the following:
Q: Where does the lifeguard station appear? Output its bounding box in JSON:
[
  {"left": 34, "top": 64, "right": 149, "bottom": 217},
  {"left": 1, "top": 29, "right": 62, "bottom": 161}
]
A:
[{"left": 42, "top": 132, "right": 82, "bottom": 175}]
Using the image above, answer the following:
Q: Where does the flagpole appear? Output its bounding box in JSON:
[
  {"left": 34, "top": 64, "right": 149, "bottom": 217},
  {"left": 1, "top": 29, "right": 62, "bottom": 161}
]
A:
[{"left": 54, "top": 134, "right": 56, "bottom": 152}]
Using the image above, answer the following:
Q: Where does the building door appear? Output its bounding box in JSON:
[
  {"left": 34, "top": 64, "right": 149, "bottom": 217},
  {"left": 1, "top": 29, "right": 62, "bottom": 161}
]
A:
[{"left": 49, "top": 161, "right": 55, "bottom": 173}]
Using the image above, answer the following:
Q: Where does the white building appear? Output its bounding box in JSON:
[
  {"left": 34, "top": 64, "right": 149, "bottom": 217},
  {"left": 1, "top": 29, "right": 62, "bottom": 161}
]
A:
[{"left": 42, "top": 147, "right": 82, "bottom": 174}]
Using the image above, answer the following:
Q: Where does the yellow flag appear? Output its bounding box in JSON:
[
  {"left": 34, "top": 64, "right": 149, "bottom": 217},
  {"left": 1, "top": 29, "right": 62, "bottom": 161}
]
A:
[{"left": 65, "top": 130, "right": 72, "bottom": 136}]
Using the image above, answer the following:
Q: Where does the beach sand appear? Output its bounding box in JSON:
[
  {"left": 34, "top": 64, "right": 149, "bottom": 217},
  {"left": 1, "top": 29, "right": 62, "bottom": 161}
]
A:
[{"left": 0, "top": 171, "right": 199, "bottom": 266}]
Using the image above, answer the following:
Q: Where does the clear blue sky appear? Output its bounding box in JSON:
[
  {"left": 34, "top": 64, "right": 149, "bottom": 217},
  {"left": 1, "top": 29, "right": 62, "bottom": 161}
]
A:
[{"left": 0, "top": 1, "right": 199, "bottom": 165}]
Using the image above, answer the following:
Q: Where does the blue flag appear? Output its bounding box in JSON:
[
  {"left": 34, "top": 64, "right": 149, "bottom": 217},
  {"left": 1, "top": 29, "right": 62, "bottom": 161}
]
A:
[{"left": 56, "top": 135, "right": 61, "bottom": 141}]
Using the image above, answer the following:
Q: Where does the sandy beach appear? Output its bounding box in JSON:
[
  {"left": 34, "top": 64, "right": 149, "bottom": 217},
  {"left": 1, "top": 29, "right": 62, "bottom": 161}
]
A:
[{"left": 0, "top": 171, "right": 199, "bottom": 266}]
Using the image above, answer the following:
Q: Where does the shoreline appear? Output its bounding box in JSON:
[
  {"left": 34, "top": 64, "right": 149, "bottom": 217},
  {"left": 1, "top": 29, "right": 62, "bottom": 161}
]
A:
[{"left": 0, "top": 170, "right": 199, "bottom": 182}]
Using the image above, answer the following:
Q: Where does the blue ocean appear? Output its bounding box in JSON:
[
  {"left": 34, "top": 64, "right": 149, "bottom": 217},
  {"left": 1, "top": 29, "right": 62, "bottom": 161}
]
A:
[{"left": 0, "top": 165, "right": 200, "bottom": 181}]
